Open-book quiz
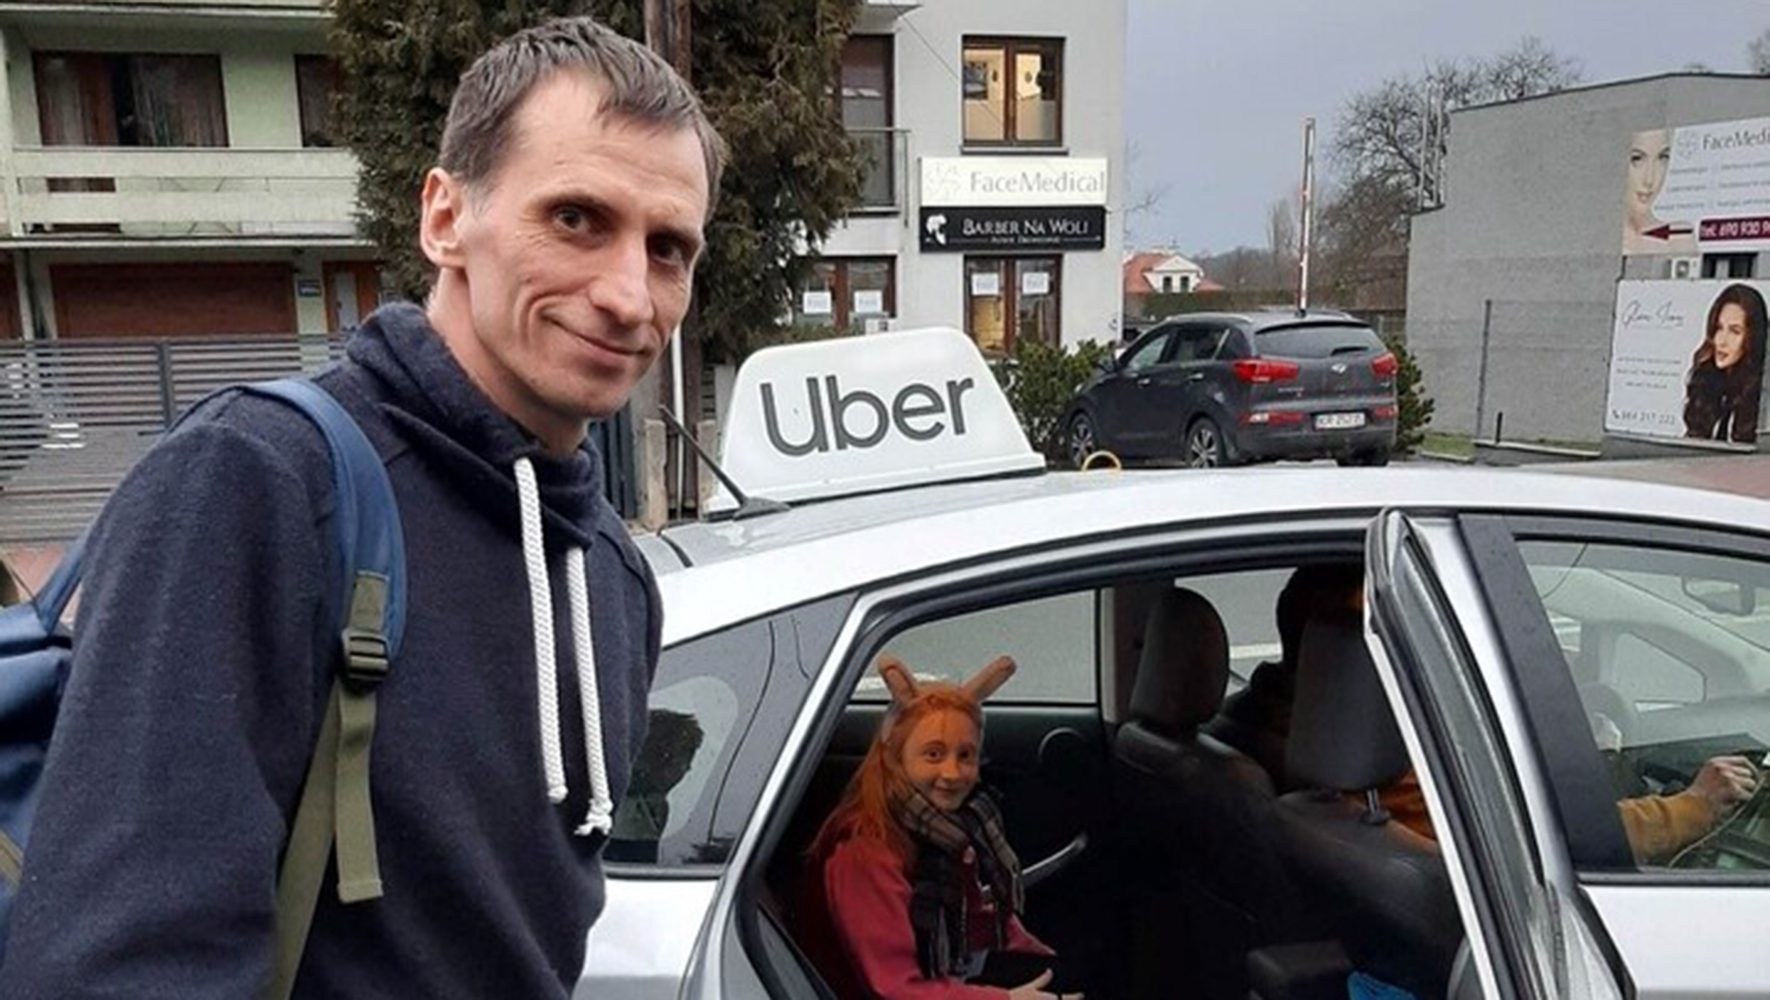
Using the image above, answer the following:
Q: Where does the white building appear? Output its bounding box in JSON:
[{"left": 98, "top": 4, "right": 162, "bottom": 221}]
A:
[
  {"left": 797, "top": 0, "right": 1127, "bottom": 354},
  {"left": 0, "top": 0, "right": 378, "bottom": 341}
]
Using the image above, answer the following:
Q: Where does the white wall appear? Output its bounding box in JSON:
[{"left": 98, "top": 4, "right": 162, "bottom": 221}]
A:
[{"left": 823, "top": 0, "right": 1127, "bottom": 349}]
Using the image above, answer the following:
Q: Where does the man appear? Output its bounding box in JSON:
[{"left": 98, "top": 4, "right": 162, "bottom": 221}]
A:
[
  {"left": 1206, "top": 562, "right": 1363, "bottom": 786},
  {"left": 1, "top": 17, "right": 722, "bottom": 999}
]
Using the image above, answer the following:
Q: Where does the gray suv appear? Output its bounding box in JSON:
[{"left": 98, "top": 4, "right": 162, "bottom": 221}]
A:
[{"left": 1065, "top": 310, "right": 1398, "bottom": 468}]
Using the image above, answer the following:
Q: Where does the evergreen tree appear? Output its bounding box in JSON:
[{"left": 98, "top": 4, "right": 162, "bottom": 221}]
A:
[{"left": 330, "top": 0, "right": 863, "bottom": 362}]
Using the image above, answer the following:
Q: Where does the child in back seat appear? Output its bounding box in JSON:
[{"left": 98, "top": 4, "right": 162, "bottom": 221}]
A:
[{"left": 798, "top": 655, "right": 1081, "bottom": 1000}]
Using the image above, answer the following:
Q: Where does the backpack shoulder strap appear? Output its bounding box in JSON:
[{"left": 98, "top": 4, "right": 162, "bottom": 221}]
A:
[{"left": 239, "top": 379, "right": 406, "bottom": 1000}]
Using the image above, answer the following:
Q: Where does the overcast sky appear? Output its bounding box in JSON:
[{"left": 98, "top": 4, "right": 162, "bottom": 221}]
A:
[{"left": 1125, "top": 0, "right": 1770, "bottom": 255}]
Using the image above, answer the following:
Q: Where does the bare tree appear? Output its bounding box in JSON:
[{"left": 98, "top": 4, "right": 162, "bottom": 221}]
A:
[
  {"left": 1319, "top": 37, "right": 1579, "bottom": 305},
  {"left": 1123, "top": 139, "right": 1173, "bottom": 245},
  {"left": 1751, "top": 28, "right": 1770, "bottom": 74}
]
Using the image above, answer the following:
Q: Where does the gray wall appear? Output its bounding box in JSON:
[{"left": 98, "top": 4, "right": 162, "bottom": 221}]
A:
[
  {"left": 1406, "top": 74, "right": 1770, "bottom": 442},
  {"left": 823, "top": 0, "right": 1127, "bottom": 349}
]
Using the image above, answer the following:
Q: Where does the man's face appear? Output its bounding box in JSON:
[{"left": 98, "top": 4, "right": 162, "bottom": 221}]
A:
[{"left": 428, "top": 71, "right": 710, "bottom": 447}]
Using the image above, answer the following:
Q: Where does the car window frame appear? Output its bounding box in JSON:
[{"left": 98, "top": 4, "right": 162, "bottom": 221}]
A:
[
  {"left": 1165, "top": 322, "right": 1228, "bottom": 364},
  {"left": 710, "top": 516, "right": 1506, "bottom": 996},
  {"left": 1119, "top": 325, "right": 1171, "bottom": 371},
  {"left": 1461, "top": 512, "right": 1770, "bottom": 888}
]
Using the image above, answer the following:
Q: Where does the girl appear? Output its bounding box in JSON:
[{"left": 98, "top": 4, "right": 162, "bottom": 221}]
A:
[{"left": 800, "top": 655, "right": 1078, "bottom": 1000}]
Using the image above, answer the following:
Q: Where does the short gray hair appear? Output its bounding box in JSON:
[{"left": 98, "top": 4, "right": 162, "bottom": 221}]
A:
[{"left": 438, "top": 17, "right": 726, "bottom": 215}]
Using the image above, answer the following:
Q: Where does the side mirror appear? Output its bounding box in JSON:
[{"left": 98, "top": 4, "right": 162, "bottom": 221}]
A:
[
  {"left": 1095, "top": 353, "right": 1119, "bottom": 375},
  {"left": 1682, "top": 576, "right": 1757, "bottom": 616}
]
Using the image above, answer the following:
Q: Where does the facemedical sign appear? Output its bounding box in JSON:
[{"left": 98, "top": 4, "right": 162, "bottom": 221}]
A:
[
  {"left": 1622, "top": 116, "right": 1770, "bottom": 256},
  {"left": 1605, "top": 279, "right": 1769, "bottom": 447},
  {"left": 919, "top": 206, "right": 1105, "bottom": 252},
  {"left": 707, "top": 327, "right": 1044, "bottom": 513},
  {"left": 920, "top": 156, "right": 1109, "bottom": 208}
]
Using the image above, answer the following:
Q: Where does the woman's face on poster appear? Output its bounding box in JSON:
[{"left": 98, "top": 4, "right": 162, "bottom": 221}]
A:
[
  {"left": 1626, "top": 129, "right": 1672, "bottom": 232},
  {"left": 1713, "top": 303, "right": 1750, "bottom": 370}
]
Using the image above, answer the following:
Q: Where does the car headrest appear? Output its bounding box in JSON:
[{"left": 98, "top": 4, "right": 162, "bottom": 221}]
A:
[
  {"left": 1128, "top": 588, "right": 1230, "bottom": 734},
  {"left": 1286, "top": 615, "right": 1411, "bottom": 791}
]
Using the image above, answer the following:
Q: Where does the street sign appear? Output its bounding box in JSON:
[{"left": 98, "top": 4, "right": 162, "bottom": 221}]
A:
[{"left": 918, "top": 206, "right": 1106, "bottom": 252}]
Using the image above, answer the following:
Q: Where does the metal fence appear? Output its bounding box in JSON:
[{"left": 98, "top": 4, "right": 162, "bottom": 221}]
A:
[
  {"left": 0, "top": 334, "right": 643, "bottom": 545},
  {"left": 0, "top": 336, "right": 346, "bottom": 543}
]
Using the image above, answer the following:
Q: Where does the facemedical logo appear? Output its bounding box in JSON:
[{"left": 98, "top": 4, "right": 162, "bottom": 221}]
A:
[
  {"left": 1700, "top": 125, "right": 1770, "bottom": 152},
  {"left": 969, "top": 170, "right": 1107, "bottom": 198}
]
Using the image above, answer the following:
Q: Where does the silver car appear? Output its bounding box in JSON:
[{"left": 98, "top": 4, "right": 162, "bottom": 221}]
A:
[{"left": 577, "top": 331, "right": 1769, "bottom": 1000}]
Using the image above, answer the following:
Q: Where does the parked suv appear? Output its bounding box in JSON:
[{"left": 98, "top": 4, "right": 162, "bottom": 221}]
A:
[{"left": 1063, "top": 310, "right": 1398, "bottom": 468}]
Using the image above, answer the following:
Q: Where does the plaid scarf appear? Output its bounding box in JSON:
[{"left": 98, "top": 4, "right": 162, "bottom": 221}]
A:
[{"left": 890, "top": 786, "right": 1025, "bottom": 979}]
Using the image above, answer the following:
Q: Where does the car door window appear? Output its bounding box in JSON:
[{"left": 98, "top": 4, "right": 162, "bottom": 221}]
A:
[
  {"left": 856, "top": 590, "right": 1098, "bottom": 704},
  {"left": 1168, "top": 325, "right": 1227, "bottom": 363},
  {"left": 1514, "top": 536, "right": 1770, "bottom": 872},
  {"left": 606, "top": 593, "right": 853, "bottom": 868},
  {"left": 1120, "top": 329, "right": 1171, "bottom": 373}
]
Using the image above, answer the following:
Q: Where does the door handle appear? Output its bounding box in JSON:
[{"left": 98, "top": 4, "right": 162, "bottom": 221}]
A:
[
  {"left": 1135, "top": 377, "right": 1154, "bottom": 387},
  {"left": 1188, "top": 372, "right": 1206, "bottom": 382},
  {"left": 1024, "top": 832, "right": 1089, "bottom": 888}
]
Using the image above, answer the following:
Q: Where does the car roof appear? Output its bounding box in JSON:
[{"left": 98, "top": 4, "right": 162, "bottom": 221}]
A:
[
  {"left": 1153, "top": 309, "right": 1365, "bottom": 333},
  {"left": 643, "top": 465, "right": 1770, "bottom": 646}
]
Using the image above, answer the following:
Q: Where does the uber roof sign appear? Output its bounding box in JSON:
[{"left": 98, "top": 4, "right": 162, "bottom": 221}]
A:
[{"left": 707, "top": 327, "right": 1044, "bottom": 513}]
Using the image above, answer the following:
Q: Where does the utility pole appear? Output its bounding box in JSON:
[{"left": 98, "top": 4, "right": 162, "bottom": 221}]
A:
[
  {"left": 1297, "top": 117, "right": 1316, "bottom": 313},
  {"left": 643, "top": 0, "right": 696, "bottom": 520}
]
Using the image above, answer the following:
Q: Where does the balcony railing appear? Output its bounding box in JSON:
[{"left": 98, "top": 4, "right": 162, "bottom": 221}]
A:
[
  {"left": 849, "top": 127, "right": 908, "bottom": 213},
  {"left": 1, "top": 146, "right": 361, "bottom": 240}
]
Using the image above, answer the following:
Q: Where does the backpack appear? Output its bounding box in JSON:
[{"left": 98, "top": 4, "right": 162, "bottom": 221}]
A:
[{"left": 0, "top": 378, "right": 406, "bottom": 1000}]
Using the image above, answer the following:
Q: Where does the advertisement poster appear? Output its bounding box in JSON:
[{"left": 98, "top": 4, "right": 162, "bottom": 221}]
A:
[
  {"left": 800, "top": 290, "right": 832, "bottom": 316},
  {"left": 1622, "top": 116, "right": 1770, "bottom": 256},
  {"left": 852, "top": 290, "right": 885, "bottom": 315},
  {"left": 1606, "top": 280, "right": 1769, "bottom": 445}
]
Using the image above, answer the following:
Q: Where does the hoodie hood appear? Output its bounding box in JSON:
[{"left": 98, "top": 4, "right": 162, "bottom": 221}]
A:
[
  {"left": 346, "top": 301, "right": 618, "bottom": 836},
  {"left": 348, "top": 302, "right": 605, "bottom": 549}
]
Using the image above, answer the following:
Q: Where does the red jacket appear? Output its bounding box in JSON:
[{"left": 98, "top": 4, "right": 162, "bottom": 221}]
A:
[{"left": 799, "top": 835, "right": 1052, "bottom": 1000}]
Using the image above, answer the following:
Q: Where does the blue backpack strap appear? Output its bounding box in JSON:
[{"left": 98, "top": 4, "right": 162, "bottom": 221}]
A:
[
  {"left": 239, "top": 379, "right": 406, "bottom": 1000},
  {"left": 240, "top": 379, "right": 407, "bottom": 663}
]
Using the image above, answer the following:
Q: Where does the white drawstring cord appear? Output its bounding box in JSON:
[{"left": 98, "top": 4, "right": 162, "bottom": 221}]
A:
[
  {"left": 514, "top": 457, "right": 568, "bottom": 804},
  {"left": 566, "top": 549, "right": 614, "bottom": 836}
]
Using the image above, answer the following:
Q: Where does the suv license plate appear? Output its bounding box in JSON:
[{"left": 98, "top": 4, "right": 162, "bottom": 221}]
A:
[{"left": 1314, "top": 412, "right": 1366, "bottom": 430}]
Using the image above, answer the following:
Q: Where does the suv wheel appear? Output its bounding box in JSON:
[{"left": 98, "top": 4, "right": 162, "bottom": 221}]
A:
[
  {"left": 1067, "top": 412, "right": 1099, "bottom": 468},
  {"left": 1185, "top": 418, "right": 1228, "bottom": 468}
]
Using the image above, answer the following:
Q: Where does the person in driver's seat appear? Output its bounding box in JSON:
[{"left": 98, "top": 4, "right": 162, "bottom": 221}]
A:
[
  {"left": 798, "top": 655, "right": 1080, "bottom": 1000},
  {"left": 1222, "top": 565, "right": 1761, "bottom": 862}
]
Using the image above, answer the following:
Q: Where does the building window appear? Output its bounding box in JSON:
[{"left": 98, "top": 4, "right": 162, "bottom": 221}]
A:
[
  {"left": 961, "top": 38, "right": 1062, "bottom": 147},
  {"left": 965, "top": 256, "right": 1060, "bottom": 353},
  {"left": 841, "top": 36, "right": 896, "bottom": 210},
  {"left": 34, "top": 52, "right": 227, "bottom": 147},
  {"left": 1701, "top": 253, "right": 1756, "bottom": 279},
  {"left": 794, "top": 257, "right": 897, "bottom": 332},
  {"left": 296, "top": 55, "right": 341, "bottom": 148}
]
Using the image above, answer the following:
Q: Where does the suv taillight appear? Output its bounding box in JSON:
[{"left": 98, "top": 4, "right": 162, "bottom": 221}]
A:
[
  {"left": 1232, "top": 359, "right": 1301, "bottom": 384},
  {"left": 1371, "top": 353, "right": 1399, "bottom": 378}
]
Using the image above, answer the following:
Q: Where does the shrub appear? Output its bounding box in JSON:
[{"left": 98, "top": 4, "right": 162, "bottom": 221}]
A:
[{"left": 992, "top": 339, "right": 1115, "bottom": 463}]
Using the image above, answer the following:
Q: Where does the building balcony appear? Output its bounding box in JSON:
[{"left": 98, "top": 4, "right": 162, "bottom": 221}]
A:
[
  {"left": 0, "top": 146, "right": 362, "bottom": 245},
  {"left": 850, "top": 127, "right": 908, "bottom": 214}
]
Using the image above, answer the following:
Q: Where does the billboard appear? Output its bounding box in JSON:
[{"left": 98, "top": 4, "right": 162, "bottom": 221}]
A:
[
  {"left": 1606, "top": 280, "right": 1768, "bottom": 445},
  {"left": 1622, "top": 116, "right": 1770, "bottom": 256}
]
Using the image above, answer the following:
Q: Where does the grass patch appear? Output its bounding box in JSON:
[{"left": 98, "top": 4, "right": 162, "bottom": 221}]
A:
[{"left": 1420, "top": 432, "right": 1475, "bottom": 459}]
